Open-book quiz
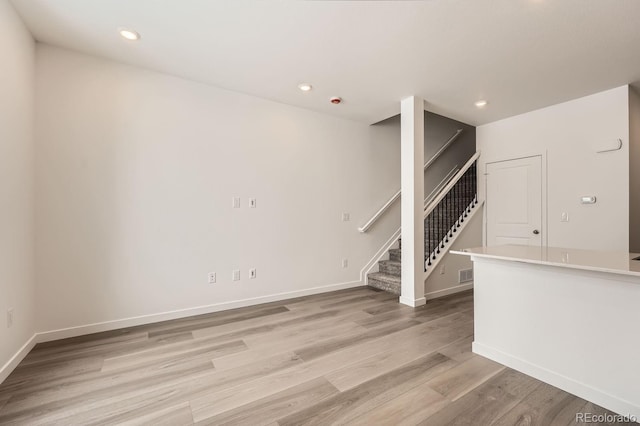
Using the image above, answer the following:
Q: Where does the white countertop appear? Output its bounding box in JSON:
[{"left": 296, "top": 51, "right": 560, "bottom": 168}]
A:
[{"left": 451, "top": 245, "right": 640, "bottom": 278}]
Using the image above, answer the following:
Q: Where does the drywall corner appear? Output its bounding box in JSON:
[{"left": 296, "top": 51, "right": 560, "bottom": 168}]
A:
[
  {"left": 629, "top": 86, "right": 640, "bottom": 252},
  {"left": 0, "top": 0, "right": 36, "bottom": 382}
]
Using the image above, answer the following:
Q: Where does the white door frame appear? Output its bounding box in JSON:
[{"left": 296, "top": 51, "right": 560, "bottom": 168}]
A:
[{"left": 482, "top": 152, "right": 548, "bottom": 248}]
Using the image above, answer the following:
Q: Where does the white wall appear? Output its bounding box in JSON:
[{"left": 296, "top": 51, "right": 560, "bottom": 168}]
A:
[
  {"left": 34, "top": 45, "right": 402, "bottom": 334},
  {"left": 477, "top": 86, "right": 630, "bottom": 252},
  {"left": 0, "top": 0, "right": 36, "bottom": 376},
  {"left": 629, "top": 87, "right": 640, "bottom": 252}
]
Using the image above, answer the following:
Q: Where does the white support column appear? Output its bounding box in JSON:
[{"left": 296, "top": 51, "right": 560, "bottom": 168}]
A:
[{"left": 399, "top": 96, "right": 426, "bottom": 307}]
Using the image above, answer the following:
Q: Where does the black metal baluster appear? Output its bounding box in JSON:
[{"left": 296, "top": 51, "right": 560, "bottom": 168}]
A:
[
  {"left": 468, "top": 166, "right": 473, "bottom": 213},
  {"left": 461, "top": 172, "right": 466, "bottom": 223},
  {"left": 440, "top": 200, "right": 445, "bottom": 249},
  {"left": 454, "top": 180, "right": 459, "bottom": 230},
  {"left": 465, "top": 168, "right": 469, "bottom": 215},
  {"left": 425, "top": 215, "right": 429, "bottom": 267},
  {"left": 456, "top": 179, "right": 461, "bottom": 228},
  {"left": 426, "top": 215, "right": 433, "bottom": 266},
  {"left": 427, "top": 213, "right": 431, "bottom": 262},
  {"left": 423, "top": 218, "right": 426, "bottom": 271},
  {"left": 436, "top": 202, "right": 441, "bottom": 253},
  {"left": 444, "top": 192, "right": 449, "bottom": 243},
  {"left": 425, "top": 214, "right": 429, "bottom": 266},
  {"left": 465, "top": 166, "right": 470, "bottom": 214},
  {"left": 468, "top": 165, "right": 472, "bottom": 209},
  {"left": 448, "top": 190, "right": 454, "bottom": 239},
  {"left": 455, "top": 180, "right": 460, "bottom": 231},
  {"left": 473, "top": 161, "right": 478, "bottom": 207},
  {"left": 434, "top": 204, "right": 438, "bottom": 254},
  {"left": 449, "top": 190, "right": 453, "bottom": 239},
  {"left": 451, "top": 183, "right": 456, "bottom": 234},
  {"left": 432, "top": 209, "right": 437, "bottom": 260},
  {"left": 431, "top": 208, "right": 435, "bottom": 256},
  {"left": 440, "top": 201, "right": 445, "bottom": 249}
]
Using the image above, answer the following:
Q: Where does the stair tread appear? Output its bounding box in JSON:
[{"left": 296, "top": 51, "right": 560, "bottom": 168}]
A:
[
  {"left": 368, "top": 272, "right": 401, "bottom": 295},
  {"left": 368, "top": 272, "right": 401, "bottom": 283},
  {"left": 379, "top": 259, "right": 401, "bottom": 266}
]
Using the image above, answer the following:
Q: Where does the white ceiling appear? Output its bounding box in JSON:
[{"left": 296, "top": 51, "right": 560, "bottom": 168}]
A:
[{"left": 10, "top": 0, "right": 640, "bottom": 125}]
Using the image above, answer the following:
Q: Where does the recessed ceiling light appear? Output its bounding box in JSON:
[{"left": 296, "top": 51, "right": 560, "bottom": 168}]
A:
[
  {"left": 474, "top": 100, "right": 488, "bottom": 108},
  {"left": 119, "top": 28, "right": 141, "bottom": 41},
  {"left": 298, "top": 83, "right": 312, "bottom": 92}
]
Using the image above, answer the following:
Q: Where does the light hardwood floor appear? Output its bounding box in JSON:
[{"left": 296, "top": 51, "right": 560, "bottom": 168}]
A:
[{"left": 0, "top": 287, "right": 629, "bottom": 425}]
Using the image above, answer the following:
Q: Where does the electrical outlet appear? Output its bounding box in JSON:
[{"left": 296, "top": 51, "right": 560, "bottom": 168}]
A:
[
  {"left": 342, "top": 212, "right": 350, "bottom": 222},
  {"left": 439, "top": 264, "right": 446, "bottom": 275},
  {"left": 208, "top": 272, "right": 216, "bottom": 284},
  {"left": 232, "top": 269, "right": 240, "bottom": 281},
  {"left": 232, "top": 197, "right": 240, "bottom": 208},
  {"left": 249, "top": 198, "right": 257, "bottom": 208},
  {"left": 7, "top": 308, "right": 14, "bottom": 328},
  {"left": 249, "top": 268, "right": 257, "bottom": 279},
  {"left": 342, "top": 258, "right": 348, "bottom": 268}
]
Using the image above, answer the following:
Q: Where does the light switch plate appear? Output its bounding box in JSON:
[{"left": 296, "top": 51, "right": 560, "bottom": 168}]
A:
[
  {"left": 561, "top": 212, "right": 569, "bottom": 222},
  {"left": 232, "top": 197, "right": 240, "bottom": 208},
  {"left": 232, "top": 270, "right": 240, "bottom": 281}
]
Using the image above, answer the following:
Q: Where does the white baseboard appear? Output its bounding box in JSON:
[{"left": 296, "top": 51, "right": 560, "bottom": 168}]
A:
[
  {"left": 425, "top": 282, "right": 473, "bottom": 301},
  {"left": 36, "top": 280, "right": 364, "bottom": 343},
  {"left": 399, "top": 296, "right": 426, "bottom": 307},
  {"left": 473, "top": 342, "right": 640, "bottom": 420},
  {"left": 0, "top": 334, "right": 37, "bottom": 384},
  {"left": 0, "top": 280, "right": 364, "bottom": 385}
]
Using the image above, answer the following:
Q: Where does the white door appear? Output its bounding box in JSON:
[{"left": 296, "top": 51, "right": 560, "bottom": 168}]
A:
[{"left": 486, "top": 156, "right": 542, "bottom": 247}]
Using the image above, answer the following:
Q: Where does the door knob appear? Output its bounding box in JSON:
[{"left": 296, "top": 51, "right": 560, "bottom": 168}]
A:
[{"left": 533, "top": 229, "right": 540, "bottom": 235}]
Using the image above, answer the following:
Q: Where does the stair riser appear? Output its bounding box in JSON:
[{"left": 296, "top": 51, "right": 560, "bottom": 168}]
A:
[
  {"left": 368, "top": 277, "right": 401, "bottom": 295},
  {"left": 379, "top": 261, "right": 401, "bottom": 276},
  {"left": 389, "top": 250, "right": 401, "bottom": 262}
]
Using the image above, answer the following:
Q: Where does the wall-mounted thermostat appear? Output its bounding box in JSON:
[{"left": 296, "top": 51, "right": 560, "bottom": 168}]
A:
[{"left": 580, "top": 196, "right": 596, "bottom": 204}]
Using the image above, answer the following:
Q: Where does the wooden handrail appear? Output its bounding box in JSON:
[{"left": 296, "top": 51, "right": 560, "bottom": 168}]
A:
[
  {"left": 358, "top": 128, "right": 464, "bottom": 233},
  {"left": 424, "top": 151, "right": 480, "bottom": 219},
  {"left": 424, "top": 129, "right": 463, "bottom": 170},
  {"left": 424, "top": 165, "right": 459, "bottom": 209}
]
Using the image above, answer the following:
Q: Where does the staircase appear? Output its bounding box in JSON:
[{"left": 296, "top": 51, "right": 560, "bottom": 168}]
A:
[
  {"left": 367, "top": 153, "right": 479, "bottom": 296},
  {"left": 368, "top": 241, "right": 402, "bottom": 295}
]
